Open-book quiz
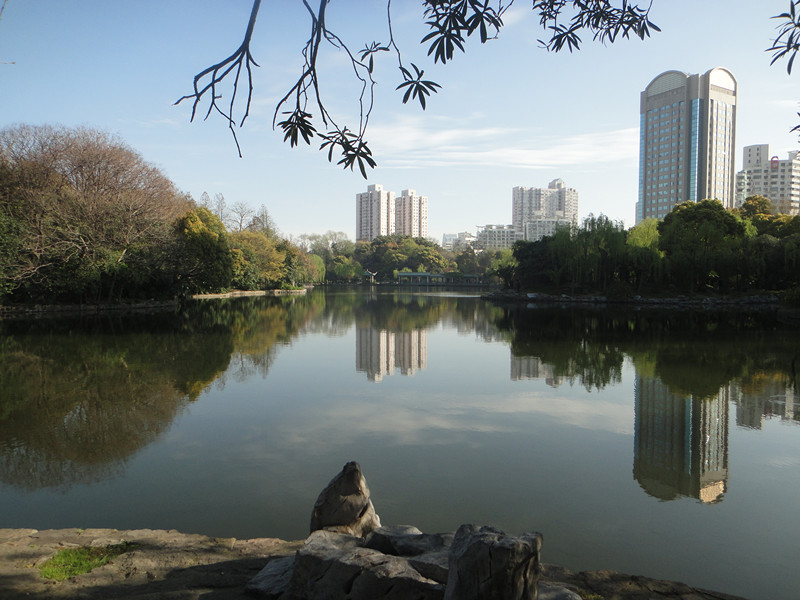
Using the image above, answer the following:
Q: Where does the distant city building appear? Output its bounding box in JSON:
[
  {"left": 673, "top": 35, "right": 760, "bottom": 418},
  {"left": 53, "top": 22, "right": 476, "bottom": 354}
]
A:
[
  {"left": 356, "top": 184, "right": 429, "bottom": 241},
  {"left": 637, "top": 67, "right": 737, "bottom": 223},
  {"left": 512, "top": 179, "right": 578, "bottom": 241},
  {"left": 395, "top": 189, "right": 429, "bottom": 238},
  {"left": 523, "top": 219, "right": 572, "bottom": 242},
  {"left": 451, "top": 231, "right": 477, "bottom": 252},
  {"left": 735, "top": 145, "right": 800, "bottom": 215},
  {"left": 441, "top": 233, "right": 458, "bottom": 250},
  {"left": 356, "top": 184, "right": 395, "bottom": 242},
  {"left": 476, "top": 224, "right": 516, "bottom": 250}
]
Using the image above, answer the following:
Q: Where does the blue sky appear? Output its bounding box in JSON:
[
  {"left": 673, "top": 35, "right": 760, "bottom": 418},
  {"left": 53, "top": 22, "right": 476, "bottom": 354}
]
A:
[{"left": 1, "top": 0, "right": 798, "bottom": 242}]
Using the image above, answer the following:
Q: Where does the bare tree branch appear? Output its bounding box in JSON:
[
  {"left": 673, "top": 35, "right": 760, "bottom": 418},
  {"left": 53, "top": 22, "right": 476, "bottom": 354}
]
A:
[{"left": 174, "top": 0, "right": 262, "bottom": 157}]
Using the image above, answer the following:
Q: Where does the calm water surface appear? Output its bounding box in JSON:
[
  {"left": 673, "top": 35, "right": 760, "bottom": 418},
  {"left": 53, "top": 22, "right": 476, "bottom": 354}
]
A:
[{"left": 1, "top": 289, "right": 799, "bottom": 600}]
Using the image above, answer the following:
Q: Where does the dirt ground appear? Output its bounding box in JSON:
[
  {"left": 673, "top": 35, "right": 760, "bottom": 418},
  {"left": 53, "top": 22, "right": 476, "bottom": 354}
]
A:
[{"left": 0, "top": 528, "right": 749, "bottom": 600}]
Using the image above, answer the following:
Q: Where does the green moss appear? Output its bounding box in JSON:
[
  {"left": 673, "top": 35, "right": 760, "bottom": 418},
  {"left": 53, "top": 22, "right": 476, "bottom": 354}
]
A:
[{"left": 39, "top": 542, "right": 136, "bottom": 581}]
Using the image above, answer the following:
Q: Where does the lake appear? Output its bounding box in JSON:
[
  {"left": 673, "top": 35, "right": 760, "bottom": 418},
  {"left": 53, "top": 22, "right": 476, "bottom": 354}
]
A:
[{"left": 1, "top": 289, "right": 798, "bottom": 600}]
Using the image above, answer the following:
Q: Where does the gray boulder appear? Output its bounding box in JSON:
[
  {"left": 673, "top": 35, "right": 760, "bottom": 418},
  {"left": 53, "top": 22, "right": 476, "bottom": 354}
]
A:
[
  {"left": 444, "top": 524, "right": 543, "bottom": 600},
  {"left": 538, "top": 581, "right": 583, "bottom": 600},
  {"left": 281, "top": 529, "right": 444, "bottom": 600},
  {"left": 309, "top": 461, "right": 381, "bottom": 538},
  {"left": 365, "top": 525, "right": 453, "bottom": 584},
  {"left": 248, "top": 524, "right": 554, "bottom": 600},
  {"left": 245, "top": 555, "right": 295, "bottom": 599}
]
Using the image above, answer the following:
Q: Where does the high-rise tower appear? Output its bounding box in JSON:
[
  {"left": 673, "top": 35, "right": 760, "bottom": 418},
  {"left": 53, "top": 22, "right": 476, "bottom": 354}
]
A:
[
  {"left": 356, "top": 184, "right": 395, "bottom": 242},
  {"left": 395, "top": 189, "right": 428, "bottom": 238},
  {"left": 637, "top": 68, "right": 737, "bottom": 223}
]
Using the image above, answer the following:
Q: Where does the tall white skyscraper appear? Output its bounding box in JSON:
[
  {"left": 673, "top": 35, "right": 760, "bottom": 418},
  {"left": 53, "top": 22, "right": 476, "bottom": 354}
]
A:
[
  {"left": 395, "top": 189, "right": 428, "bottom": 238},
  {"left": 735, "top": 145, "right": 800, "bottom": 215},
  {"left": 637, "top": 68, "right": 737, "bottom": 223},
  {"left": 356, "top": 184, "right": 395, "bottom": 242},
  {"left": 512, "top": 179, "right": 578, "bottom": 241}
]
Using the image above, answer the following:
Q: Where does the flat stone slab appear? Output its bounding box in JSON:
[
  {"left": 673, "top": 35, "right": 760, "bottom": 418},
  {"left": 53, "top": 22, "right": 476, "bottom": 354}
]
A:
[{"left": 0, "top": 528, "right": 301, "bottom": 600}]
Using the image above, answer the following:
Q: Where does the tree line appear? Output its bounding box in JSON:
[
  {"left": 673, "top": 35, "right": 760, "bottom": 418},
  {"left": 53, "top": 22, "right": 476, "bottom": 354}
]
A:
[
  {"left": 0, "top": 124, "right": 331, "bottom": 304},
  {"left": 511, "top": 196, "right": 800, "bottom": 299},
  {"left": 0, "top": 124, "right": 510, "bottom": 305},
  {"left": 295, "top": 230, "right": 514, "bottom": 284}
]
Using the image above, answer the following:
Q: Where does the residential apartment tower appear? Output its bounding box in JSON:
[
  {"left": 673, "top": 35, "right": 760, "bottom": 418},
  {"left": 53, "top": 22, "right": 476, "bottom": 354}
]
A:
[{"left": 735, "top": 144, "right": 800, "bottom": 215}]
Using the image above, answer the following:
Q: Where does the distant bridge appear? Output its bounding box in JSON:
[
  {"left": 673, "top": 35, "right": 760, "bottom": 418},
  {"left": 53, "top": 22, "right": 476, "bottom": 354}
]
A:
[{"left": 396, "top": 272, "right": 480, "bottom": 285}]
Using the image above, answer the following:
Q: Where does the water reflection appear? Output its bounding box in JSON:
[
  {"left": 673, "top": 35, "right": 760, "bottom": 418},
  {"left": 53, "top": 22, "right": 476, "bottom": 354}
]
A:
[
  {"left": 510, "top": 356, "right": 563, "bottom": 387},
  {"left": 356, "top": 328, "right": 427, "bottom": 381},
  {"left": 1, "top": 291, "right": 797, "bottom": 497},
  {"left": 0, "top": 294, "right": 324, "bottom": 490},
  {"left": 732, "top": 379, "right": 798, "bottom": 429},
  {"left": 633, "top": 376, "right": 729, "bottom": 503}
]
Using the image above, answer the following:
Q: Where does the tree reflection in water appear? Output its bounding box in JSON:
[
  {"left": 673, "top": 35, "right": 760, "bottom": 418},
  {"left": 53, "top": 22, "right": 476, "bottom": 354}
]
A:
[
  {"left": 1, "top": 293, "right": 798, "bottom": 494},
  {"left": 0, "top": 294, "right": 325, "bottom": 490}
]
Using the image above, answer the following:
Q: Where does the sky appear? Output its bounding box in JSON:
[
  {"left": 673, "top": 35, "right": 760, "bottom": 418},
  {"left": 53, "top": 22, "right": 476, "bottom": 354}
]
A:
[{"left": 1, "top": 0, "right": 798, "bottom": 243}]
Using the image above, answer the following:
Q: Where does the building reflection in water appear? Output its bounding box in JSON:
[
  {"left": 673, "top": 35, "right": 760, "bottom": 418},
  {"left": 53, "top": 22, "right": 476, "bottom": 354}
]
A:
[
  {"left": 510, "top": 356, "right": 563, "bottom": 388},
  {"left": 730, "top": 380, "right": 797, "bottom": 430},
  {"left": 633, "top": 376, "right": 729, "bottom": 503},
  {"left": 355, "top": 327, "right": 427, "bottom": 382}
]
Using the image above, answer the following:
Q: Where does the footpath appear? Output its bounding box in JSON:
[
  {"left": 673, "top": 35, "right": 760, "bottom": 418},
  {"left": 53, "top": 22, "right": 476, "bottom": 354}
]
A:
[{"left": 0, "top": 528, "right": 749, "bottom": 600}]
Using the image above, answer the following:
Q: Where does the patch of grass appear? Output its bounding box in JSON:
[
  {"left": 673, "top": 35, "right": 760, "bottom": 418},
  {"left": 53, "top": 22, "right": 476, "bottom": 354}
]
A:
[{"left": 39, "top": 542, "right": 136, "bottom": 581}]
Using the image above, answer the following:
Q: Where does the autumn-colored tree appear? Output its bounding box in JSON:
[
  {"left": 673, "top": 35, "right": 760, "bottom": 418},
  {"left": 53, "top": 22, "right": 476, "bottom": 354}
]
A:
[{"left": 0, "top": 124, "right": 191, "bottom": 302}]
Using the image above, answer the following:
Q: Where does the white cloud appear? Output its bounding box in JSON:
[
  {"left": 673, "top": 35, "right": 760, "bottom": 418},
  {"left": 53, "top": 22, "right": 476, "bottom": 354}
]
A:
[{"left": 367, "top": 115, "right": 638, "bottom": 170}]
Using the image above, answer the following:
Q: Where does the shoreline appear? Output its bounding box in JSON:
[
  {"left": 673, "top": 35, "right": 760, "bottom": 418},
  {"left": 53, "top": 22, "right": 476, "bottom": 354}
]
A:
[
  {"left": 0, "top": 288, "right": 310, "bottom": 317},
  {"left": 0, "top": 527, "right": 750, "bottom": 600},
  {"left": 482, "top": 289, "right": 797, "bottom": 310}
]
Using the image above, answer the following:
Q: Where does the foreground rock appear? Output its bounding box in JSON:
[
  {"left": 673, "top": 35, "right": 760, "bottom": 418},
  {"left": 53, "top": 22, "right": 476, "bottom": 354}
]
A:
[
  {"left": 248, "top": 524, "right": 561, "bottom": 600},
  {"left": 309, "top": 461, "right": 381, "bottom": 538},
  {"left": 445, "top": 525, "right": 542, "bottom": 600},
  {"left": 0, "top": 528, "right": 750, "bottom": 600}
]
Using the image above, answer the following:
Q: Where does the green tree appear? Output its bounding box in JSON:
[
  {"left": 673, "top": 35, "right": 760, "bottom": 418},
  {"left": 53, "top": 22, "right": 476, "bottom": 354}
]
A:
[
  {"left": 328, "top": 255, "right": 363, "bottom": 282},
  {"left": 229, "top": 229, "right": 285, "bottom": 290},
  {"left": 455, "top": 248, "right": 479, "bottom": 274},
  {"left": 738, "top": 194, "right": 775, "bottom": 219},
  {"left": 487, "top": 249, "right": 517, "bottom": 288},
  {"left": 626, "top": 218, "right": 663, "bottom": 294},
  {"left": 174, "top": 207, "right": 234, "bottom": 294},
  {"left": 305, "top": 253, "right": 326, "bottom": 284},
  {"left": 658, "top": 199, "right": 752, "bottom": 293}
]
